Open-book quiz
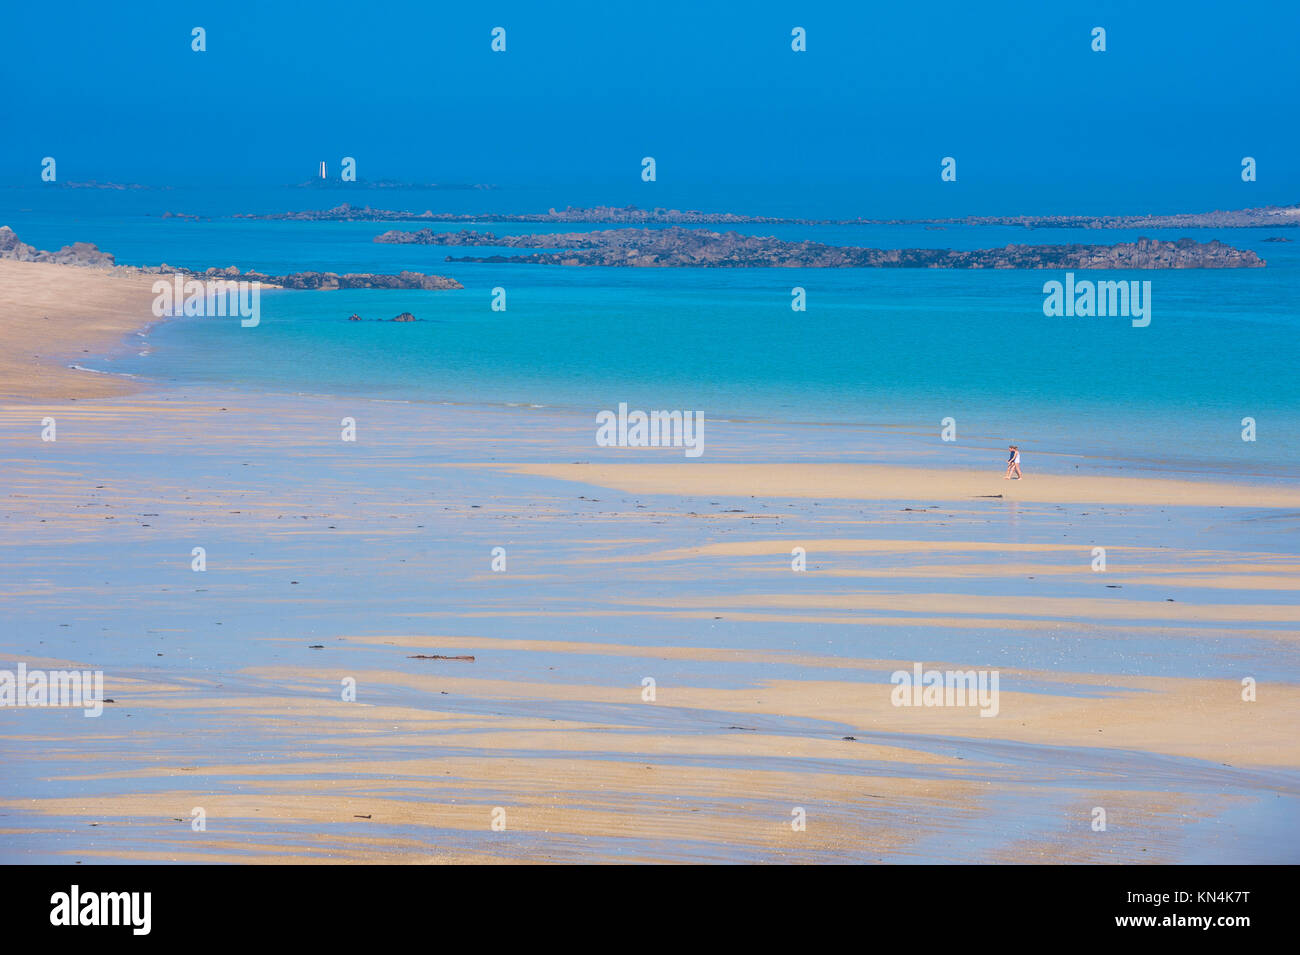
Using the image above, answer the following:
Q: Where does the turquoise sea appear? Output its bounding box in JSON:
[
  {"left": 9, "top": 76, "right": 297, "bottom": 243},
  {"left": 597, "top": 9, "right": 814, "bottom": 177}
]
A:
[
  {"left": 3, "top": 183, "right": 1299, "bottom": 866},
  {"left": 4, "top": 184, "right": 1297, "bottom": 479}
]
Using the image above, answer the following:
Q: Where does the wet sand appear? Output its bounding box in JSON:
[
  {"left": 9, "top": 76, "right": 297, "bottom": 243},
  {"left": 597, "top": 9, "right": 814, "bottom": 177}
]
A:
[{"left": 0, "top": 265, "right": 1297, "bottom": 863}]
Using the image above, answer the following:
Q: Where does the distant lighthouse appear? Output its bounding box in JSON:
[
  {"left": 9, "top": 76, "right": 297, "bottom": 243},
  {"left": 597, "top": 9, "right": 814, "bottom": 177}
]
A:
[{"left": 319, "top": 161, "right": 327, "bottom": 180}]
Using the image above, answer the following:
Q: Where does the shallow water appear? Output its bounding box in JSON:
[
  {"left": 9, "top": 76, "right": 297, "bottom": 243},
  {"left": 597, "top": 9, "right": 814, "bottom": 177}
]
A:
[{"left": 4, "top": 185, "right": 1297, "bottom": 479}]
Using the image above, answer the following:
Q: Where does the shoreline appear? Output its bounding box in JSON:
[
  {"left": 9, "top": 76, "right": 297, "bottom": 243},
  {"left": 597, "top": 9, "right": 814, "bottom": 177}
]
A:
[
  {"left": 3, "top": 258, "right": 1295, "bottom": 491},
  {"left": 0, "top": 259, "right": 159, "bottom": 402}
]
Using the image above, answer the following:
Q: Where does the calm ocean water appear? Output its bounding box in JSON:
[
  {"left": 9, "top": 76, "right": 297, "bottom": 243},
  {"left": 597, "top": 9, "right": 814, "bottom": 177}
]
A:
[{"left": 4, "top": 184, "right": 1297, "bottom": 478}]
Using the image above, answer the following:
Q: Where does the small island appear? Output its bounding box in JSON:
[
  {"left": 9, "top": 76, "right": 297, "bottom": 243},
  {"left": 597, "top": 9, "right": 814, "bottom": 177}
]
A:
[
  {"left": 181, "top": 265, "right": 462, "bottom": 290},
  {"left": 240, "top": 200, "right": 1300, "bottom": 229},
  {"left": 375, "top": 227, "right": 1264, "bottom": 270}
]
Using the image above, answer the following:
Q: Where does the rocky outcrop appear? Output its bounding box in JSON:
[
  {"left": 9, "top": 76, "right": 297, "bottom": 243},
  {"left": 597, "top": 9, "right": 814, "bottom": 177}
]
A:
[
  {"left": 377, "top": 228, "right": 536, "bottom": 247},
  {"left": 0, "top": 227, "right": 463, "bottom": 287},
  {"left": 898, "top": 203, "right": 1300, "bottom": 230},
  {"left": 0, "top": 226, "right": 37, "bottom": 259},
  {"left": 345, "top": 312, "right": 423, "bottom": 322},
  {"left": 52, "top": 181, "right": 154, "bottom": 191},
  {"left": 244, "top": 203, "right": 813, "bottom": 224},
  {"left": 0, "top": 226, "right": 116, "bottom": 267},
  {"left": 40, "top": 241, "right": 117, "bottom": 267},
  {"left": 185, "top": 265, "right": 461, "bottom": 290},
  {"left": 378, "top": 226, "right": 1264, "bottom": 269},
  {"left": 290, "top": 180, "right": 491, "bottom": 191},
  {"left": 248, "top": 201, "right": 1300, "bottom": 228}
]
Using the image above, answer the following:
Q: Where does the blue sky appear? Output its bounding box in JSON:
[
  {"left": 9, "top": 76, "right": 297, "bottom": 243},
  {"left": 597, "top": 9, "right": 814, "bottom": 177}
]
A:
[{"left": 2, "top": 0, "right": 1296, "bottom": 208}]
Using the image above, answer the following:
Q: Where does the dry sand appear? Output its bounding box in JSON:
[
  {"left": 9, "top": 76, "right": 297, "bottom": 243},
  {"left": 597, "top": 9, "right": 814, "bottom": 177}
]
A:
[
  {"left": 0, "top": 259, "right": 157, "bottom": 401},
  {"left": 492, "top": 461, "right": 1300, "bottom": 508}
]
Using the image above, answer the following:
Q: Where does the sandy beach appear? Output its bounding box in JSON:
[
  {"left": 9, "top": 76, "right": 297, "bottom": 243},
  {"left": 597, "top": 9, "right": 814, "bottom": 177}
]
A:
[
  {"left": 495, "top": 461, "right": 1300, "bottom": 508},
  {"left": 0, "top": 263, "right": 1297, "bottom": 863},
  {"left": 0, "top": 260, "right": 158, "bottom": 401}
]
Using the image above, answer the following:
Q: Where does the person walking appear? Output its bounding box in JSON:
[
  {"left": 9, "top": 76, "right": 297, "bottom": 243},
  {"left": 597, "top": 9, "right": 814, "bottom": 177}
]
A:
[{"left": 1004, "top": 445, "right": 1022, "bottom": 480}]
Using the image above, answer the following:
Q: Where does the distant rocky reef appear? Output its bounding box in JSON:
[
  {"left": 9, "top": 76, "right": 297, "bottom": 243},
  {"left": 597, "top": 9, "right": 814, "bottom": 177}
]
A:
[
  {"left": 376, "top": 226, "right": 1264, "bottom": 269},
  {"left": 290, "top": 180, "right": 493, "bottom": 191},
  {"left": 49, "top": 181, "right": 161, "bottom": 191},
  {"left": 897, "top": 203, "right": 1300, "bottom": 230},
  {"left": 242, "top": 201, "right": 1300, "bottom": 229},
  {"left": 239, "top": 203, "right": 821, "bottom": 224},
  {"left": 185, "top": 266, "right": 461, "bottom": 290}
]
